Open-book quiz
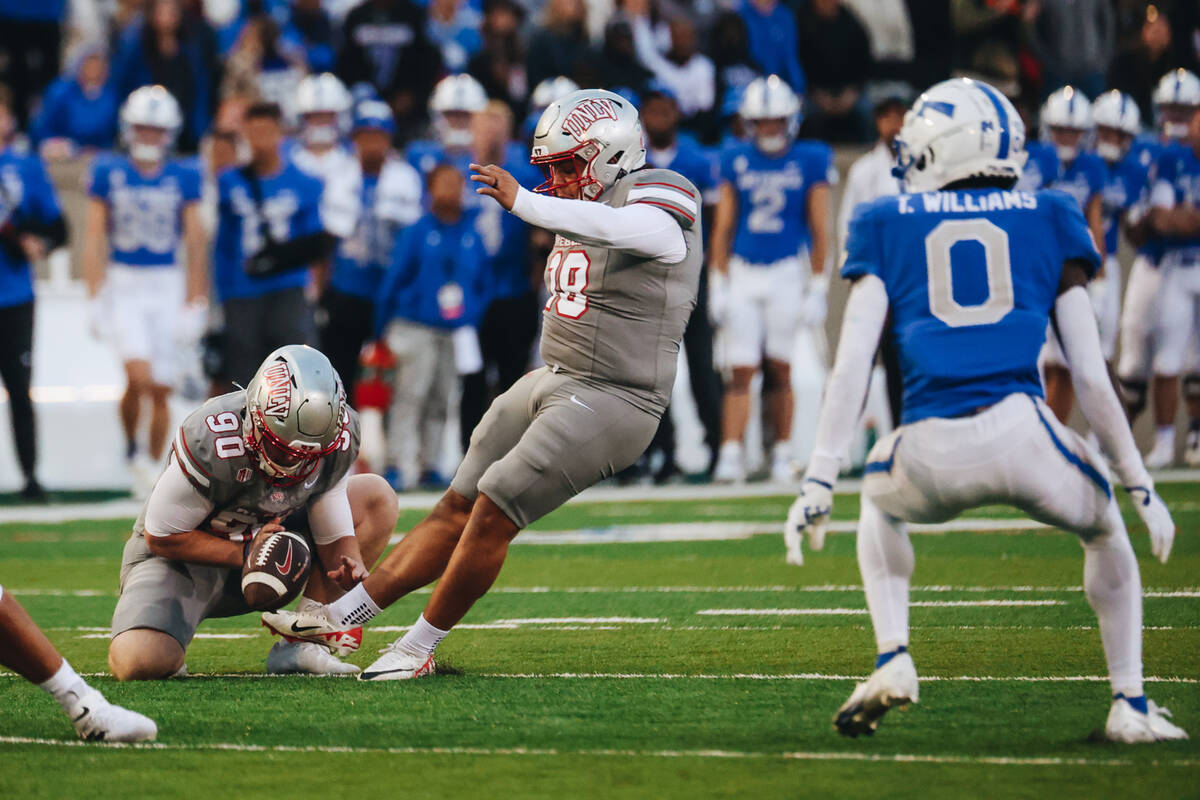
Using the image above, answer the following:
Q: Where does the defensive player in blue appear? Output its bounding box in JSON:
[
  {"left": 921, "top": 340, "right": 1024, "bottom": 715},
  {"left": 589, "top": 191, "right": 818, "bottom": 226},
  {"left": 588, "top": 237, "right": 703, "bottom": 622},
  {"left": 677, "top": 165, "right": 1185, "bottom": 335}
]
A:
[
  {"left": 711, "top": 74, "right": 835, "bottom": 484},
  {"left": 1117, "top": 69, "right": 1200, "bottom": 467},
  {"left": 213, "top": 101, "right": 326, "bottom": 386},
  {"left": 1146, "top": 101, "right": 1200, "bottom": 466},
  {"left": 784, "top": 78, "right": 1186, "bottom": 744},
  {"left": 82, "top": 86, "right": 207, "bottom": 497},
  {"left": 0, "top": 87, "right": 66, "bottom": 502},
  {"left": 1035, "top": 87, "right": 1109, "bottom": 422},
  {"left": 319, "top": 99, "right": 422, "bottom": 403}
]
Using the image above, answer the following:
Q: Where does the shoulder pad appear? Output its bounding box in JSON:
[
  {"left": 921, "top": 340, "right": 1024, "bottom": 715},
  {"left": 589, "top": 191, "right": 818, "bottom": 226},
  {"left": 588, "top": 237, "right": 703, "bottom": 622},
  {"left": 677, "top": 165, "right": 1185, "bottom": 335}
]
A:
[
  {"left": 173, "top": 392, "right": 251, "bottom": 494},
  {"left": 621, "top": 168, "right": 700, "bottom": 229}
]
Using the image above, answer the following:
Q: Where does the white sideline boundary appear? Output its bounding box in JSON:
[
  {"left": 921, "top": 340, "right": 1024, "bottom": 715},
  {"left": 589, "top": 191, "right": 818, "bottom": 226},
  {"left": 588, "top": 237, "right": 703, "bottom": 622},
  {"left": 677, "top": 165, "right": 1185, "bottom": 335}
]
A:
[{"left": 1, "top": 735, "right": 1196, "bottom": 768}]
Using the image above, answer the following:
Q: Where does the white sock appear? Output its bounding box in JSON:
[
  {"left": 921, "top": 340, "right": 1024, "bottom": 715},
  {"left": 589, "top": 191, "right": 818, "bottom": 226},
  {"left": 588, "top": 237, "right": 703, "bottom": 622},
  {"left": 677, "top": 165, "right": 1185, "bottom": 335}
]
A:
[
  {"left": 326, "top": 583, "right": 382, "bottom": 627},
  {"left": 1155, "top": 425, "right": 1174, "bottom": 450},
  {"left": 857, "top": 495, "right": 914, "bottom": 656},
  {"left": 1085, "top": 503, "right": 1145, "bottom": 698},
  {"left": 397, "top": 614, "right": 450, "bottom": 656},
  {"left": 38, "top": 659, "right": 92, "bottom": 713}
]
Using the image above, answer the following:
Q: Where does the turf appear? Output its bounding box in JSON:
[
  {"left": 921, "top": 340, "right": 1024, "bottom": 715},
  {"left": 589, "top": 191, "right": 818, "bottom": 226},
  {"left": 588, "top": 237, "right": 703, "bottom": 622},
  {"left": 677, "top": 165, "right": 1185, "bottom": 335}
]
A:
[{"left": 0, "top": 484, "right": 1197, "bottom": 799}]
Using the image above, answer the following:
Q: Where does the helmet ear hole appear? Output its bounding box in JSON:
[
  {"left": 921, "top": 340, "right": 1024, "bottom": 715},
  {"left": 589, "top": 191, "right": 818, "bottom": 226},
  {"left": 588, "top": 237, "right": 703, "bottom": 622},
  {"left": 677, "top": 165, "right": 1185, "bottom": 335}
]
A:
[{"left": 607, "top": 151, "right": 623, "bottom": 165}]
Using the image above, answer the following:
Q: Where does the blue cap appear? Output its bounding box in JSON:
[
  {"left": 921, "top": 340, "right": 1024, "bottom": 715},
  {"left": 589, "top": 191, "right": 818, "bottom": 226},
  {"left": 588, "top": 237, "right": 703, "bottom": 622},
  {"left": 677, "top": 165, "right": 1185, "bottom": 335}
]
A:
[{"left": 353, "top": 99, "right": 395, "bottom": 134}]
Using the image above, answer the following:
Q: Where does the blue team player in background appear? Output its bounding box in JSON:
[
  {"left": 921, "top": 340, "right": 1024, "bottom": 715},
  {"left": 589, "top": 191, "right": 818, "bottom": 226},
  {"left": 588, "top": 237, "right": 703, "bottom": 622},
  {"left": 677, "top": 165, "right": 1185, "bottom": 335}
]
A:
[
  {"left": 783, "top": 77, "right": 1187, "bottom": 745},
  {"left": 0, "top": 86, "right": 67, "bottom": 501},
  {"left": 82, "top": 86, "right": 207, "bottom": 497},
  {"left": 213, "top": 100, "right": 325, "bottom": 386},
  {"left": 319, "top": 98, "right": 421, "bottom": 404},
  {"left": 711, "top": 74, "right": 835, "bottom": 485}
]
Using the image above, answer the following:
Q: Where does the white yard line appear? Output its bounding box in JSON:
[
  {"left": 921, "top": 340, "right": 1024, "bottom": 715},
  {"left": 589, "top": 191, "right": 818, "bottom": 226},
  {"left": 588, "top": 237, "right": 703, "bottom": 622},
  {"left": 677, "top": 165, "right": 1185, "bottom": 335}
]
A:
[
  {"left": 696, "top": 601, "right": 1066, "bottom": 615},
  {"left": 1, "top": 735, "right": 1195, "bottom": 767}
]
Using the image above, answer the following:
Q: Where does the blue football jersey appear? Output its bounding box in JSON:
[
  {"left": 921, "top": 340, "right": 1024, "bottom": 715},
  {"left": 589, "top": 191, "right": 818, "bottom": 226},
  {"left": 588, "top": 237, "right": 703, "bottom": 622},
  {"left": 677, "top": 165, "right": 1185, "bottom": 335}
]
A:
[
  {"left": 87, "top": 154, "right": 202, "bottom": 268},
  {"left": 843, "top": 188, "right": 1101, "bottom": 424},
  {"left": 1017, "top": 141, "right": 1059, "bottom": 191},
  {"left": 477, "top": 142, "right": 540, "bottom": 300},
  {"left": 1152, "top": 143, "right": 1200, "bottom": 261},
  {"left": 0, "top": 147, "right": 62, "bottom": 308},
  {"left": 1051, "top": 151, "right": 1106, "bottom": 213},
  {"left": 1100, "top": 149, "right": 1151, "bottom": 256},
  {"left": 213, "top": 162, "right": 324, "bottom": 302},
  {"left": 719, "top": 139, "right": 834, "bottom": 264}
]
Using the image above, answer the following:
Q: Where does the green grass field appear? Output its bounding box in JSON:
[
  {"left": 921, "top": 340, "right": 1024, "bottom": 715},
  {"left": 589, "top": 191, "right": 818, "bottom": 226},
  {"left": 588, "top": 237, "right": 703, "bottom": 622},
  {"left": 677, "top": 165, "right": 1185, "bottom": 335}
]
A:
[{"left": 0, "top": 484, "right": 1197, "bottom": 799}]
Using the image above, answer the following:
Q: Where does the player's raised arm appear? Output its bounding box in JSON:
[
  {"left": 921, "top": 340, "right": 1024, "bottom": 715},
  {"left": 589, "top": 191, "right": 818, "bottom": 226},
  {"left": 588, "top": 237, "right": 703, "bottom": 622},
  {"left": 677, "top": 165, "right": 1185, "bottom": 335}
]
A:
[{"left": 470, "top": 162, "right": 687, "bottom": 263}]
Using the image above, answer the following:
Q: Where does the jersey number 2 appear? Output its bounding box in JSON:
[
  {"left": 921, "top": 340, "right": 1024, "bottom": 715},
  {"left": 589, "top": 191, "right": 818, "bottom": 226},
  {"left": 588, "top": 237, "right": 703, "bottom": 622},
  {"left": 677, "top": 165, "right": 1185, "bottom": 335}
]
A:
[
  {"left": 924, "top": 219, "right": 1014, "bottom": 328},
  {"left": 545, "top": 250, "right": 590, "bottom": 319}
]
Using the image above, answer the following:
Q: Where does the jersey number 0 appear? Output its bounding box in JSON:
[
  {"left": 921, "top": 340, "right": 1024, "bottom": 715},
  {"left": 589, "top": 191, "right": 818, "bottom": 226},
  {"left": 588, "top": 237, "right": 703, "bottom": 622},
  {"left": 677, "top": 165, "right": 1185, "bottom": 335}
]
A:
[{"left": 924, "top": 219, "right": 1015, "bottom": 328}]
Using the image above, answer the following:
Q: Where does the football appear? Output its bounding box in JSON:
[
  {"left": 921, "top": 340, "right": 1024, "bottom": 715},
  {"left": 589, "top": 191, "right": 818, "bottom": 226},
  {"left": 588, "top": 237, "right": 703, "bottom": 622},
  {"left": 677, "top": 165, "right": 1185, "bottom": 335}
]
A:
[{"left": 240, "top": 530, "right": 313, "bottom": 611}]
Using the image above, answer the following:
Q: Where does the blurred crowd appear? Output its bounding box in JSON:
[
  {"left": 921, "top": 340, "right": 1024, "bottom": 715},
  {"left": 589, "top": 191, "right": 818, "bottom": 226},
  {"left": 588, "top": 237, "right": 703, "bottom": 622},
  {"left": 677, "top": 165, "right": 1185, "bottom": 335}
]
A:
[{"left": 3, "top": 0, "right": 1200, "bottom": 499}]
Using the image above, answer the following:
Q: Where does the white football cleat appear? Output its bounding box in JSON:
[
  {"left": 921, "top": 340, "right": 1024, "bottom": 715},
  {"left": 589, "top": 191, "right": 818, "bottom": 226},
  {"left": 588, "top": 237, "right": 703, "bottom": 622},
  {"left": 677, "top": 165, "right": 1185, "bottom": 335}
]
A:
[
  {"left": 834, "top": 651, "right": 919, "bottom": 737},
  {"left": 1106, "top": 696, "right": 1189, "bottom": 743},
  {"left": 770, "top": 444, "right": 796, "bottom": 484},
  {"left": 1145, "top": 436, "right": 1175, "bottom": 469},
  {"left": 1185, "top": 429, "right": 1200, "bottom": 467},
  {"left": 261, "top": 608, "right": 362, "bottom": 656},
  {"left": 713, "top": 441, "right": 745, "bottom": 484},
  {"left": 266, "top": 640, "right": 361, "bottom": 675},
  {"left": 358, "top": 641, "right": 436, "bottom": 682},
  {"left": 68, "top": 688, "right": 158, "bottom": 742}
]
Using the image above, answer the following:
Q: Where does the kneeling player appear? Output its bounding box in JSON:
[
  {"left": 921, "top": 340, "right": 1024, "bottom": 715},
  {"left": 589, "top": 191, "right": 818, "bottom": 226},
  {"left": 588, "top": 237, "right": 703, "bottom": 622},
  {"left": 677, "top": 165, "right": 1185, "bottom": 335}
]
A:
[
  {"left": 107, "top": 345, "right": 398, "bottom": 678},
  {"left": 1, "top": 585, "right": 156, "bottom": 740},
  {"left": 261, "top": 89, "right": 702, "bottom": 680},
  {"left": 785, "top": 79, "right": 1186, "bottom": 743}
]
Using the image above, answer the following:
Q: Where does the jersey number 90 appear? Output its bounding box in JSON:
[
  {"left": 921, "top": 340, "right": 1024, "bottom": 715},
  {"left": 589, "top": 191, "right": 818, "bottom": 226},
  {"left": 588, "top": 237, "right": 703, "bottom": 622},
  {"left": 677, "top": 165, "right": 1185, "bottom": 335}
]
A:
[{"left": 924, "top": 219, "right": 1014, "bottom": 328}]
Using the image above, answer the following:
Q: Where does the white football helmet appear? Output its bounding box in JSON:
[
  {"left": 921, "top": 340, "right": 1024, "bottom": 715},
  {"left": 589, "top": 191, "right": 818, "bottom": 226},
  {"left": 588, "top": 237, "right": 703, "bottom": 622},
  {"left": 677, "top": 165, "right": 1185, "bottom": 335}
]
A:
[
  {"left": 739, "top": 75, "right": 801, "bottom": 153},
  {"left": 892, "top": 78, "right": 1027, "bottom": 193},
  {"left": 1152, "top": 69, "right": 1200, "bottom": 141},
  {"left": 295, "top": 72, "right": 352, "bottom": 147},
  {"left": 1092, "top": 90, "right": 1141, "bottom": 162},
  {"left": 1040, "top": 86, "right": 1092, "bottom": 162},
  {"left": 530, "top": 76, "right": 580, "bottom": 112},
  {"left": 531, "top": 88, "right": 645, "bottom": 201},
  {"left": 429, "top": 73, "right": 487, "bottom": 149},
  {"left": 120, "top": 85, "right": 182, "bottom": 164}
]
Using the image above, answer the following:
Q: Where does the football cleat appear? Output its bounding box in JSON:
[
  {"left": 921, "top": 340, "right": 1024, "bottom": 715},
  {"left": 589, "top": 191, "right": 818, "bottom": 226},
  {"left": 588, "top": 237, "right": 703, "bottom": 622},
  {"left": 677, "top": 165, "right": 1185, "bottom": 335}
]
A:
[
  {"left": 834, "top": 651, "right": 919, "bottom": 737},
  {"left": 68, "top": 688, "right": 158, "bottom": 743},
  {"left": 770, "top": 445, "right": 797, "bottom": 484},
  {"left": 261, "top": 608, "right": 362, "bottom": 656},
  {"left": 713, "top": 442, "right": 745, "bottom": 484},
  {"left": 1145, "top": 436, "right": 1175, "bottom": 469},
  {"left": 266, "top": 640, "right": 361, "bottom": 675},
  {"left": 358, "top": 641, "right": 436, "bottom": 682},
  {"left": 1185, "top": 429, "right": 1200, "bottom": 467},
  {"left": 1105, "top": 695, "right": 1189, "bottom": 743}
]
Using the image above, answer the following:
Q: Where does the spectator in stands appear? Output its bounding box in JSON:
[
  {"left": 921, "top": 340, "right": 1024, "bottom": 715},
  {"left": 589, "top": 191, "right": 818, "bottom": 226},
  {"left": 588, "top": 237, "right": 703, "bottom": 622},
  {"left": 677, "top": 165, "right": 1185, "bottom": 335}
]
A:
[
  {"left": 798, "top": 0, "right": 874, "bottom": 142},
  {"left": 458, "top": 100, "right": 541, "bottom": 454},
  {"left": 1110, "top": 4, "right": 1180, "bottom": 123},
  {"left": 336, "top": 0, "right": 443, "bottom": 139},
  {"left": 843, "top": 0, "right": 915, "bottom": 81},
  {"left": 628, "top": 3, "right": 716, "bottom": 120},
  {"left": 0, "top": 86, "right": 67, "bottom": 501},
  {"left": 112, "top": 0, "right": 212, "bottom": 152},
  {"left": 1026, "top": 0, "right": 1115, "bottom": 99},
  {"left": 584, "top": 19, "right": 653, "bottom": 97},
  {"left": 427, "top": 0, "right": 484, "bottom": 74},
  {"left": 737, "top": 0, "right": 806, "bottom": 95},
  {"left": 950, "top": 0, "right": 1024, "bottom": 97},
  {"left": 284, "top": 0, "right": 336, "bottom": 73},
  {"left": 467, "top": 0, "right": 529, "bottom": 116},
  {"left": 707, "top": 11, "right": 761, "bottom": 143},
  {"left": 526, "top": 0, "right": 595, "bottom": 89},
  {"left": 375, "top": 163, "right": 488, "bottom": 490},
  {"left": 212, "top": 101, "right": 324, "bottom": 386},
  {"left": 30, "top": 43, "right": 120, "bottom": 160},
  {"left": 906, "top": 0, "right": 954, "bottom": 90},
  {"left": 220, "top": 9, "right": 307, "bottom": 111},
  {"left": 0, "top": 0, "right": 66, "bottom": 127}
]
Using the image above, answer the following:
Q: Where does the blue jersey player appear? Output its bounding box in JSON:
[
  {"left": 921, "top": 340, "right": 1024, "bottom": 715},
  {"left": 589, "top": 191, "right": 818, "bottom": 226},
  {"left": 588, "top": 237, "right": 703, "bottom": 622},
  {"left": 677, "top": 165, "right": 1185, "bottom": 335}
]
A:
[
  {"left": 0, "top": 90, "right": 66, "bottom": 502},
  {"left": 784, "top": 78, "right": 1186, "bottom": 744},
  {"left": 81, "top": 86, "right": 206, "bottom": 496},
  {"left": 711, "top": 75, "right": 835, "bottom": 484}
]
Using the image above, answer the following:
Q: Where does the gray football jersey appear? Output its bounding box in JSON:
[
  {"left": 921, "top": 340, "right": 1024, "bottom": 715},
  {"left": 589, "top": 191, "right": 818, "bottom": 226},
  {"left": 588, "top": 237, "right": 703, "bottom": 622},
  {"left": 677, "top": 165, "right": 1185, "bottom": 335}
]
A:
[
  {"left": 538, "top": 168, "right": 703, "bottom": 414},
  {"left": 132, "top": 391, "right": 361, "bottom": 541}
]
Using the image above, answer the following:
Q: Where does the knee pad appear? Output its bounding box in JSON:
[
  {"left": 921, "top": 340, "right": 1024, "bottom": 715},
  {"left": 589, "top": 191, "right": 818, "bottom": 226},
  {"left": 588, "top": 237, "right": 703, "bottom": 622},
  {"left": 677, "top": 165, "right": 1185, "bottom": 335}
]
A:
[{"left": 1118, "top": 379, "right": 1148, "bottom": 419}]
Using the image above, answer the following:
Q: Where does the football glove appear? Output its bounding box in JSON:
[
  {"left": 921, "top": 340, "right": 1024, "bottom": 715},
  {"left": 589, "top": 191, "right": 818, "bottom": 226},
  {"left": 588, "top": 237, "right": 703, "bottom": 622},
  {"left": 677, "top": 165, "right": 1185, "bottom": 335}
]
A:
[
  {"left": 708, "top": 270, "right": 730, "bottom": 328},
  {"left": 86, "top": 293, "right": 107, "bottom": 340},
  {"left": 784, "top": 478, "right": 833, "bottom": 566},
  {"left": 1125, "top": 485, "right": 1175, "bottom": 563},
  {"left": 799, "top": 275, "right": 829, "bottom": 327}
]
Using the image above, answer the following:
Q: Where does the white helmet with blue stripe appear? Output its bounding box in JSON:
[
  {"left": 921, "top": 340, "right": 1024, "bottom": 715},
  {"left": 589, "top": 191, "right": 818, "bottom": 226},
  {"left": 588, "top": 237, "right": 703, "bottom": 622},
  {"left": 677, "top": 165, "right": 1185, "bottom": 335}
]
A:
[
  {"left": 120, "top": 85, "right": 182, "bottom": 164},
  {"left": 1092, "top": 90, "right": 1141, "bottom": 162},
  {"left": 295, "top": 72, "right": 352, "bottom": 147},
  {"left": 892, "top": 78, "right": 1026, "bottom": 193},
  {"left": 1152, "top": 69, "right": 1200, "bottom": 140},
  {"left": 1040, "top": 86, "right": 1092, "bottom": 162},
  {"left": 739, "top": 74, "right": 801, "bottom": 153}
]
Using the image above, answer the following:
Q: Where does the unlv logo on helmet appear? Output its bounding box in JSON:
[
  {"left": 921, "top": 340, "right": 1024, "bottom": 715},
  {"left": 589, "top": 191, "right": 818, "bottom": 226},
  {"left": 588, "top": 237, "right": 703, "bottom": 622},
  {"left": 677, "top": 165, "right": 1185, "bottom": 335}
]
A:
[
  {"left": 561, "top": 98, "right": 619, "bottom": 141},
  {"left": 262, "top": 362, "right": 292, "bottom": 419}
]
